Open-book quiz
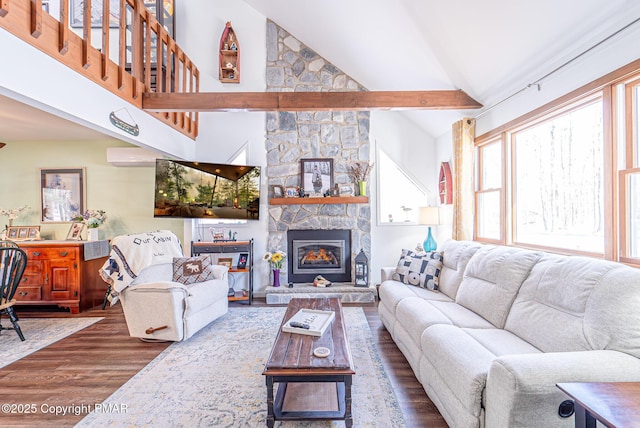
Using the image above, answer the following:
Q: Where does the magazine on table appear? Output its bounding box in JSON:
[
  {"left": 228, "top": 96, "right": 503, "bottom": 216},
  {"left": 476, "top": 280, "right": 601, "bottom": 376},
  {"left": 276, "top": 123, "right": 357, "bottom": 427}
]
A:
[{"left": 282, "top": 308, "right": 335, "bottom": 337}]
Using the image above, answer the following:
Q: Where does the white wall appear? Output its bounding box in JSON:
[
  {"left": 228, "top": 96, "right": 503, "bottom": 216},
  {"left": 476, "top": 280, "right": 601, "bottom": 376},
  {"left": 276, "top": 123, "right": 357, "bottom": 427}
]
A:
[
  {"left": 475, "top": 22, "right": 640, "bottom": 137},
  {"left": 370, "top": 111, "right": 440, "bottom": 284},
  {"left": 174, "top": 1, "right": 271, "bottom": 292}
]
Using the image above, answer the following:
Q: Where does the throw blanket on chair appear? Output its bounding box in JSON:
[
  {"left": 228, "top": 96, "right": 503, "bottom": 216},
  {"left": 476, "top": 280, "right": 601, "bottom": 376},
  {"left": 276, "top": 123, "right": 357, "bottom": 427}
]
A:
[{"left": 99, "top": 230, "right": 184, "bottom": 303}]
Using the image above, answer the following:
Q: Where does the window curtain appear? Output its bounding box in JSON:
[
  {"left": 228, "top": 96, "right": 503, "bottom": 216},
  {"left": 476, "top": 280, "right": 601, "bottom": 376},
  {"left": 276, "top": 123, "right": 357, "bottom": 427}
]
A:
[{"left": 452, "top": 118, "right": 475, "bottom": 240}]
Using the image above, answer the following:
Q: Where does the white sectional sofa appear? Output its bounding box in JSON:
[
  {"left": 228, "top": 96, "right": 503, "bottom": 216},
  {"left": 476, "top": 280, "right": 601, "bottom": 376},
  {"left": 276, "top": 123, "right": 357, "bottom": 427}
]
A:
[{"left": 378, "top": 239, "right": 640, "bottom": 428}]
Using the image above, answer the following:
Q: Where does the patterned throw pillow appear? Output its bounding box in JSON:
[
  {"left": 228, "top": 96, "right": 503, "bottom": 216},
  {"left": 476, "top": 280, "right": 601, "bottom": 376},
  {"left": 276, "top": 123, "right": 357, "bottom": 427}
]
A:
[
  {"left": 391, "top": 249, "right": 443, "bottom": 291},
  {"left": 172, "top": 255, "right": 216, "bottom": 285}
]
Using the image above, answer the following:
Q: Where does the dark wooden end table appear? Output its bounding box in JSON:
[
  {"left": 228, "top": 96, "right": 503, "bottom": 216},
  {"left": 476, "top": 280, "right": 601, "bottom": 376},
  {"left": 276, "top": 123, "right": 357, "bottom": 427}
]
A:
[
  {"left": 262, "top": 297, "right": 355, "bottom": 427},
  {"left": 557, "top": 382, "right": 640, "bottom": 427}
]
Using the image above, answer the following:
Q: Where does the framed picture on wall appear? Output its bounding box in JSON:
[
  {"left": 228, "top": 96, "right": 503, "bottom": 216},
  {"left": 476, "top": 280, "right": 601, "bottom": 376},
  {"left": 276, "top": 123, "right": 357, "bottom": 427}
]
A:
[
  {"left": 40, "top": 168, "right": 86, "bottom": 223},
  {"left": 300, "top": 158, "right": 333, "bottom": 196}
]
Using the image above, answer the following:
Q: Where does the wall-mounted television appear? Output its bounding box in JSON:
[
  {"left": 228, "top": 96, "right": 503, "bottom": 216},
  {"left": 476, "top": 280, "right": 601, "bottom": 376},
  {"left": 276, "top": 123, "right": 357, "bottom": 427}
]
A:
[{"left": 154, "top": 159, "right": 261, "bottom": 221}]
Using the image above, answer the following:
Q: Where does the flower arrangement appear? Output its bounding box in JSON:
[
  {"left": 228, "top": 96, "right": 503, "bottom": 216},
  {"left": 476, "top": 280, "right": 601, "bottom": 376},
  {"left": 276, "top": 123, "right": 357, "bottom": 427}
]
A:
[
  {"left": 263, "top": 250, "right": 286, "bottom": 270},
  {"left": 73, "top": 209, "right": 107, "bottom": 229},
  {"left": 349, "top": 161, "right": 374, "bottom": 183},
  {"left": 0, "top": 205, "right": 30, "bottom": 227},
  {"left": 0, "top": 205, "right": 30, "bottom": 220}
]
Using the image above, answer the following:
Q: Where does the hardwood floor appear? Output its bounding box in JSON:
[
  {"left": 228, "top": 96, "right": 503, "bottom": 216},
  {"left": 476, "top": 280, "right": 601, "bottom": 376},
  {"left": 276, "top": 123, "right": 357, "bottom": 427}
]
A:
[{"left": 0, "top": 300, "right": 447, "bottom": 427}]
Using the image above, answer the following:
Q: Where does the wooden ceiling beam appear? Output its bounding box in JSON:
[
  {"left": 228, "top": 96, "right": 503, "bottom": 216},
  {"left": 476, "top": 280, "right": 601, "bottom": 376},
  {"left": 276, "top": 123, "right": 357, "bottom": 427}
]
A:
[{"left": 142, "top": 90, "right": 482, "bottom": 112}]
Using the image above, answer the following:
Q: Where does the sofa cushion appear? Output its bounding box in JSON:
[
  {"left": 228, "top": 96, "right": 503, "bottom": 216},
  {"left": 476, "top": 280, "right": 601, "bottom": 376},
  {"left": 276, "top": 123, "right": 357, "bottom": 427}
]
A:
[
  {"left": 392, "top": 249, "right": 443, "bottom": 290},
  {"left": 172, "top": 255, "right": 216, "bottom": 285},
  {"left": 419, "top": 325, "right": 543, "bottom": 427},
  {"left": 455, "top": 246, "right": 542, "bottom": 328},
  {"left": 505, "top": 254, "right": 640, "bottom": 357},
  {"left": 437, "top": 240, "right": 484, "bottom": 300},
  {"left": 395, "top": 298, "right": 494, "bottom": 350}
]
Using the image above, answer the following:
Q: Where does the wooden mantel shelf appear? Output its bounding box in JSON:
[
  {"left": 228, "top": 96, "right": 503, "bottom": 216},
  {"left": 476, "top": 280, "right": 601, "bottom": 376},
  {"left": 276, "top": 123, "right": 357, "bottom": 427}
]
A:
[{"left": 270, "top": 196, "right": 369, "bottom": 205}]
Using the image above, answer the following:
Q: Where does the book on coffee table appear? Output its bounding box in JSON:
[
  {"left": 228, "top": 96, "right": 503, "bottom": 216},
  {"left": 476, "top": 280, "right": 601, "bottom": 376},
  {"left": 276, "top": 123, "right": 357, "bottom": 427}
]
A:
[{"left": 282, "top": 308, "right": 336, "bottom": 337}]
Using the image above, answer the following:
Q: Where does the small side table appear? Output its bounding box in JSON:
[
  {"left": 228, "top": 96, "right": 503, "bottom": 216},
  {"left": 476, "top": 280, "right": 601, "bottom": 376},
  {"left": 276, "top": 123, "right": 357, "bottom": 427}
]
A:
[{"left": 557, "top": 382, "right": 640, "bottom": 427}]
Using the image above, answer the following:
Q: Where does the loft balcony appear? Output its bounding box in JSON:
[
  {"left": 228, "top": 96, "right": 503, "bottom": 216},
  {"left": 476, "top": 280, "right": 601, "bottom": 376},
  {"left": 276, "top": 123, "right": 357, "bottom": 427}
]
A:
[{"left": 0, "top": 0, "right": 199, "bottom": 139}]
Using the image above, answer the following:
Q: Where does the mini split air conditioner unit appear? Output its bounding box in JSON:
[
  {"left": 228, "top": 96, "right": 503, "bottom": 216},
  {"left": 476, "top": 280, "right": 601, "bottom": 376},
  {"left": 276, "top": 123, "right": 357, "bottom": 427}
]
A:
[{"left": 106, "top": 147, "right": 159, "bottom": 167}]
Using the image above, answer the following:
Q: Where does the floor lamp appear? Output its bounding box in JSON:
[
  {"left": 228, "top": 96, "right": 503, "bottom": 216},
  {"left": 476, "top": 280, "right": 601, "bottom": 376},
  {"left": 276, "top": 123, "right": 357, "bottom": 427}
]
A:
[{"left": 419, "top": 206, "right": 440, "bottom": 252}]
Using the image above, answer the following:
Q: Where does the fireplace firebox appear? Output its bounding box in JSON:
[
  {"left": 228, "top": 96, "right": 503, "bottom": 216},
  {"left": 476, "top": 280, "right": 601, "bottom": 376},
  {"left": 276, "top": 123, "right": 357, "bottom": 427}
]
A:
[{"left": 287, "top": 230, "right": 352, "bottom": 283}]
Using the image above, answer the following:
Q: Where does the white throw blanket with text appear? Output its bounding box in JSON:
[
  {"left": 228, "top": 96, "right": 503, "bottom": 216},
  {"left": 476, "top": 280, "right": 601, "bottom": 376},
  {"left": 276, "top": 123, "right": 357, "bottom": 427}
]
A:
[{"left": 99, "top": 230, "right": 184, "bottom": 300}]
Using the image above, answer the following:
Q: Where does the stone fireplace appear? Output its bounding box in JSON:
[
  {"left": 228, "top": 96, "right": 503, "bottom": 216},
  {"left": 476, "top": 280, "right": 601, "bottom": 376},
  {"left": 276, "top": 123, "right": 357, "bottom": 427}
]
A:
[
  {"left": 265, "top": 20, "right": 371, "bottom": 287},
  {"left": 288, "top": 229, "right": 351, "bottom": 283}
]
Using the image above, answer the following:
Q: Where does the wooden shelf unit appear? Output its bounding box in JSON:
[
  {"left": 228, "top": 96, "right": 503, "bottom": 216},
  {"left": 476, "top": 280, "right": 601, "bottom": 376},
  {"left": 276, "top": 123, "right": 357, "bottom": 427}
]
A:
[
  {"left": 439, "top": 161, "right": 453, "bottom": 205},
  {"left": 219, "top": 22, "right": 240, "bottom": 83},
  {"left": 191, "top": 240, "right": 253, "bottom": 303},
  {"left": 269, "top": 196, "right": 369, "bottom": 205}
]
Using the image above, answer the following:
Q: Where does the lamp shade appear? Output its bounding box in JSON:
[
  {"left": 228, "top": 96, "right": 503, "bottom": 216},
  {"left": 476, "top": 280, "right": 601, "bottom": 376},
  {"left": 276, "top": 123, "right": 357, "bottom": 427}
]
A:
[{"left": 418, "top": 206, "right": 440, "bottom": 225}]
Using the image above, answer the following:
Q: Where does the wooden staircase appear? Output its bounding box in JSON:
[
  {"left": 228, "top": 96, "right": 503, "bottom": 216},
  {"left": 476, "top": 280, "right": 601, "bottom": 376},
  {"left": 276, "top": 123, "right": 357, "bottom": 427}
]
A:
[{"left": 0, "top": 0, "right": 199, "bottom": 139}]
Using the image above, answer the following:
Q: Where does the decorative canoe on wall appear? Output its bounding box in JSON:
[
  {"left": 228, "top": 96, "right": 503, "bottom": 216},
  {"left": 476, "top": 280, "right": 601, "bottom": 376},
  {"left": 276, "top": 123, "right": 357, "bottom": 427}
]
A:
[
  {"left": 219, "top": 21, "right": 240, "bottom": 83},
  {"left": 439, "top": 161, "right": 453, "bottom": 205}
]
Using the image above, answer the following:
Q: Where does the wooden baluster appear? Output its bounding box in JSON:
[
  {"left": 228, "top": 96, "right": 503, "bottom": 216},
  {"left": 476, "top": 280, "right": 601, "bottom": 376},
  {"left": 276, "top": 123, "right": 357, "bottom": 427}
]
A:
[
  {"left": 58, "top": 0, "right": 68, "bottom": 54},
  {"left": 117, "top": 0, "right": 127, "bottom": 89},
  {"left": 168, "top": 40, "right": 176, "bottom": 123},
  {"left": 180, "top": 51, "right": 186, "bottom": 128},
  {"left": 194, "top": 69, "right": 200, "bottom": 137},
  {"left": 144, "top": 10, "right": 151, "bottom": 91},
  {"left": 101, "top": 0, "right": 110, "bottom": 80},
  {"left": 130, "top": 0, "right": 142, "bottom": 99},
  {"left": 156, "top": 32, "right": 165, "bottom": 93},
  {"left": 82, "top": 0, "right": 91, "bottom": 69},
  {"left": 0, "top": 0, "right": 9, "bottom": 17},
  {"left": 30, "top": 0, "right": 42, "bottom": 38}
]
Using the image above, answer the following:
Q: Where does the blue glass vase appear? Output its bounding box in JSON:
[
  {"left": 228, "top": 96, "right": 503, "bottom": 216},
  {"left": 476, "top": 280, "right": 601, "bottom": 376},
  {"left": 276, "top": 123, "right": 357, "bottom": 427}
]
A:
[{"left": 423, "top": 227, "right": 437, "bottom": 252}]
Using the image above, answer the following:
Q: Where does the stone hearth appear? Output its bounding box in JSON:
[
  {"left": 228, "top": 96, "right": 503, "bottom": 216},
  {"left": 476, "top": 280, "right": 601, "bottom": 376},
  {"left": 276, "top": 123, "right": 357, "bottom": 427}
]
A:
[{"left": 265, "top": 283, "right": 376, "bottom": 305}]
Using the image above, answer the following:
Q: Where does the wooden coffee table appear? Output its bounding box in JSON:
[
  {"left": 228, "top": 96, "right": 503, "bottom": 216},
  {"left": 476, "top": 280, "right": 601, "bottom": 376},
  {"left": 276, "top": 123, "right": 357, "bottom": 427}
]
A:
[
  {"left": 557, "top": 382, "right": 640, "bottom": 427},
  {"left": 263, "top": 297, "right": 355, "bottom": 427}
]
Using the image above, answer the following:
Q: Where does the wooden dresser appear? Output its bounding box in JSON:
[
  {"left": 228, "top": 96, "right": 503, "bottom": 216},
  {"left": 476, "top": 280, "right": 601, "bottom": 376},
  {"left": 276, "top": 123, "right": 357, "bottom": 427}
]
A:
[{"left": 16, "top": 241, "right": 109, "bottom": 314}]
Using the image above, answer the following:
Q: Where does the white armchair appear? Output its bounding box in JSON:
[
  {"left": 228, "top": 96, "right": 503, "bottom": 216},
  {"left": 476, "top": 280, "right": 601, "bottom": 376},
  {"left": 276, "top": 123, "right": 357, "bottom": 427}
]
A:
[
  {"left": 119, "top": 262, "right": 229, "bottom": 341},
  {"left": 100, "top": 230, "right": 229, "bottom": 341}
]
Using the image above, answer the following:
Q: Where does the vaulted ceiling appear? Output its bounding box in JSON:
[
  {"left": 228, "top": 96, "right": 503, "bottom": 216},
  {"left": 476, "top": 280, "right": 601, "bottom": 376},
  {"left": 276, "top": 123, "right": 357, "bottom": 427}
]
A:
[
  {"left": 2, "top": 0, "right": 640, "bottom": 143},
  {"left": 244, "top": 0, "right": 640, "bottom": 137}
]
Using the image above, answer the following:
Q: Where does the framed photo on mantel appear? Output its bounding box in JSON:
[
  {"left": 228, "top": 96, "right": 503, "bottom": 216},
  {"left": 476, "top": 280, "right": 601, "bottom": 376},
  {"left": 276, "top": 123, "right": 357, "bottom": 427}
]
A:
[{"left": 300, "top": 158, "right": 333, "bottom": 196}]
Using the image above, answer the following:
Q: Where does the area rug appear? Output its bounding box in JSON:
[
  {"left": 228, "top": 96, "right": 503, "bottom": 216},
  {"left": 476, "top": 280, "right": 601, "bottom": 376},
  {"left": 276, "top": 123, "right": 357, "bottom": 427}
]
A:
[
  {"left": 77, "top": 307, "right": 406, "bottom": 427},
  {"left": 0, "top": 317, "right": 103, "bottom": 368}
]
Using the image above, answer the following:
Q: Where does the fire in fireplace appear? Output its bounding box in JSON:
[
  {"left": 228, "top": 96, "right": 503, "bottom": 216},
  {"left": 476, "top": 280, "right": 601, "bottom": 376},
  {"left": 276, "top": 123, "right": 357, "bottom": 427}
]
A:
[{"left": 287, "top": 230, "right": 352, "bottom": 283}]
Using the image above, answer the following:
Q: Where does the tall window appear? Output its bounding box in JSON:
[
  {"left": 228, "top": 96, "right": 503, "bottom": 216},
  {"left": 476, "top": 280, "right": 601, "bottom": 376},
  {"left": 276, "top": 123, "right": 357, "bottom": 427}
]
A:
[
  {"left": 619, "top": 78, "right": 640, "bottom": 262},
  {"left": 475, "top": 139, "right": 502, "bottom": 242},
  {"left": 377, "top": 149, "right": 429, "bottom": 224},
  {"left": 475, "top": 60, "right": 640, "bottom": 265},
  {"left": 513, "top": 99, "right": 604, "bottom": 253}
]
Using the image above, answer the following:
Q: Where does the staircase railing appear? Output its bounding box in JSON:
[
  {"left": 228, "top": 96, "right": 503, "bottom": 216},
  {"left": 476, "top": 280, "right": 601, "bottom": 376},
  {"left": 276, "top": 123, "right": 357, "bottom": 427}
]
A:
[{"left": 0, "top": 0, "right": 199, "bottom": 139}]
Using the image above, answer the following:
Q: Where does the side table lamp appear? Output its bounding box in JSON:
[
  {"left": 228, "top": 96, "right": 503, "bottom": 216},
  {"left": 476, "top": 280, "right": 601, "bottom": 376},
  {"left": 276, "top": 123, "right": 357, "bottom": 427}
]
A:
[{"left": 419, "top": 206, "right": 440, "bottom": 252}]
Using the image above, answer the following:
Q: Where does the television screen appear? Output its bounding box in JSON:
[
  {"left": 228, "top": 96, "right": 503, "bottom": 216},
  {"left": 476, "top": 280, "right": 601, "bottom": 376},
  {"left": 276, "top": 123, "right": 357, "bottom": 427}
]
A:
[{"left": 154, "top": 159, "right": 261, "bottom": 220}]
